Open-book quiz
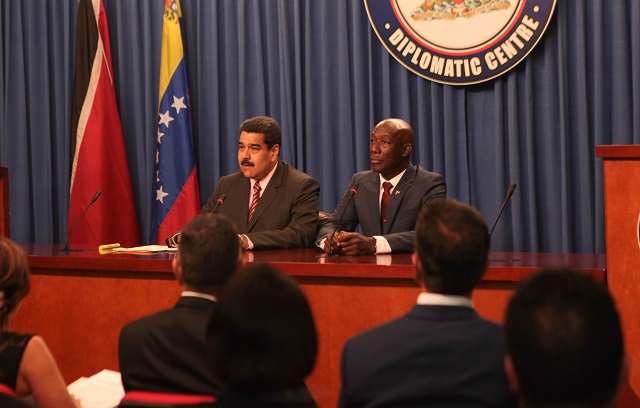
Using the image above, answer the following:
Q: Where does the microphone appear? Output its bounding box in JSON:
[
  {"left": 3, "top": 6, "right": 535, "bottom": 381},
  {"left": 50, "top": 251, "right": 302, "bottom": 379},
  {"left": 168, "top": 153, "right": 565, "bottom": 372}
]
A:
[
  {"left": 210, "top": 194, "right": 227, "bottom": 213},
  {"left": 328, "top": 183, "right": 358, "bottom": 257},
  {"left": 166, "top": 194, "right": 227, "bottom": 248},
  {"left": 65, "top": 190, "right": 101, "bottom": 251},
  {"left": 489, "top": 182, "right": 516, "bottom": 238}
]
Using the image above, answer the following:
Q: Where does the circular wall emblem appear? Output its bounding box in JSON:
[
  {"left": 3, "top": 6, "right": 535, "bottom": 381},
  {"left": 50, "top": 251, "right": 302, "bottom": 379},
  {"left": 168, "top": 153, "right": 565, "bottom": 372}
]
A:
[{"left": 364, "top": 0, "right": 557, "bottom": 85}]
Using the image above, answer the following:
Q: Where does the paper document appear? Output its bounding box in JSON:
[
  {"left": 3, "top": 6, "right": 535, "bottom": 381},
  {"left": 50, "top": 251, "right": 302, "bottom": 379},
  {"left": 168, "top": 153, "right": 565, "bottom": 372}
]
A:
[
  {"left": 67, "top": 369, "right": 124, "bottom": 408},
  {"left": 113, "top": 245, "right": 177, "bottom": 253}
]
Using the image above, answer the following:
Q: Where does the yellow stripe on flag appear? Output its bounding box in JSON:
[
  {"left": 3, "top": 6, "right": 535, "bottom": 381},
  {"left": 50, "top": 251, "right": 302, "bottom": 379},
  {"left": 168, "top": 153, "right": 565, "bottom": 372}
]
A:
[{"left": 158, "top": 0, "right": 184, "bottom": 106}]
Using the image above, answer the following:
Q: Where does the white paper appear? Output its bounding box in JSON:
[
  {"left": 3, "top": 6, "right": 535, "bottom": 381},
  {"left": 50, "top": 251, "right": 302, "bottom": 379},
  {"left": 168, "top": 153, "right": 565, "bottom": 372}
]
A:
[
  {"left": 67, "top": 369, "right": 124, "bottom": 408},
  {"left": 113, "top": 245, "right": 177, "bottom": 253}
]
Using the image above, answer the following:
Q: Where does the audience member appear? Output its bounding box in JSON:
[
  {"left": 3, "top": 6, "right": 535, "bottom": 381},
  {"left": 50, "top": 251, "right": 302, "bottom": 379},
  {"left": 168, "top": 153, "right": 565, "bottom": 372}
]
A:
[
  {"left": 317, "top": 118, "right": 445, "bottom": 255},
  {"left": 203, "top": 264, "right": 318, "bottom": 408},
  {"left": 0, "top": 237, "right": 78, "bottom": 408},
  {"left": 338, "top": 199, "right": 515, "bottom": 407},
  {"left": 504, "top": 268, "right": 626, "bottom": 408},
  {"left": 201, "top": 116, "right": 320, "bottom": 250},
  {"left": 119, "top": 213, "right": 241, "bottom": 395}
]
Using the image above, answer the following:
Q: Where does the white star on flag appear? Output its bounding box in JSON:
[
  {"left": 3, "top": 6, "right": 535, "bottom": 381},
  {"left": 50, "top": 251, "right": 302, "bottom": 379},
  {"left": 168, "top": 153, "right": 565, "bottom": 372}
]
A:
[
  {"left": 157, "top": 130, "right": 165, "bottom": 144},
  {"left": 171, "top": 96, "right": 187, "bottom": 114},
  {"left": 159, "top": 111, "right": 174, "bottom": 127},
  {"left": 156, "top": 185, "right": 169, "bottom": 203}
]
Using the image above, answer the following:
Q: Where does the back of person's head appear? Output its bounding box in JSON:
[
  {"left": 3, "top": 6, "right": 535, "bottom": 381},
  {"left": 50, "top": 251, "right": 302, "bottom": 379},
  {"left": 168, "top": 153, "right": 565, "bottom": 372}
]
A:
[
  {"left": 206, "top": 264, "right": 318, "bottom": 394},
  {"left": 505, "top": 268, "right": 624, "bottom": 408},
  {"left": 239, "top": 116, "right": 281, "bottom": 150},
  {"left": 414, "top": 199, "right": 489, "bottom": 295},
  {"left": 177, "top": 213, "right": 240, "bottom": 291},
  {"left": 0, "top": 237, "right": 30, "bottom": 327}
]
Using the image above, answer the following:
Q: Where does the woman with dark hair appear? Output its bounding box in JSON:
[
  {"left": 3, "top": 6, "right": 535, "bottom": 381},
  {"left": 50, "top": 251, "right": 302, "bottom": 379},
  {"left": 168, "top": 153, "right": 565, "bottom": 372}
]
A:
[
  {"left": 0, "top": 237, "right": 78, "bottom": 407},
  {"left": 204, "top": 263, "right": 318, "bottom": 408}
]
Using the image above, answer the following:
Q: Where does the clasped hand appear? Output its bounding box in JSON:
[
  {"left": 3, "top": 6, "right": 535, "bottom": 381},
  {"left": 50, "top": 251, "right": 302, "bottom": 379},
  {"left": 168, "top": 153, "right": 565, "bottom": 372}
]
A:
[{"left": 324, "top": 231, "right": 376, "bottom": 256}]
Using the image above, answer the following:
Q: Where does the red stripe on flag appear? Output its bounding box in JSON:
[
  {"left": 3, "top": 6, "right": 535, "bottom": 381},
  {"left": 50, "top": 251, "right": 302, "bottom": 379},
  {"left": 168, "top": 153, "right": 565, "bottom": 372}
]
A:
[
  {"left": 69, "top": 0, "right": 140, "bottom": 247},
  {"left": 157, "top": 167, "right": 200, "bottom": 244}
]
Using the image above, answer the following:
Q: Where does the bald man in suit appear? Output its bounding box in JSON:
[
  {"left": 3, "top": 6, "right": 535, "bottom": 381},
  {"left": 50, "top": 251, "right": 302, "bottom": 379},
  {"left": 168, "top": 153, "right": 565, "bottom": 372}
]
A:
[{"left": 316, "top": 118, "right": 446, "bottom": 255}]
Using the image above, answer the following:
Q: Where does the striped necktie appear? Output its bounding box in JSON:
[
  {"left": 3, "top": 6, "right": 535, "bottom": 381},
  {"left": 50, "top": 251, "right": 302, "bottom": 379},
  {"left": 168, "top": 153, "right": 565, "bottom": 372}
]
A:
[{"left": 248, "top": 181, "right": 261, "bottom": 222}]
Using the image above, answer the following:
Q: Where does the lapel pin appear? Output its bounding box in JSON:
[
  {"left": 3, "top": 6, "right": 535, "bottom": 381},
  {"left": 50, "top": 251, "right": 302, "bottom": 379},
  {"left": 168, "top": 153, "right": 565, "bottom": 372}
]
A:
[{"left": 395, "top": 190, "right": 401, "bottom": 195}]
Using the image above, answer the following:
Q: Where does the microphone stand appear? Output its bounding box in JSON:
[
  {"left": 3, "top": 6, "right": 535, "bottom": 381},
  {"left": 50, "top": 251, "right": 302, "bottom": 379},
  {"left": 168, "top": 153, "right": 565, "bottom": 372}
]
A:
[
  {"left": 489, "top": 183, "right": 518, "bottom": 262},
  {"left": 327, "top": 184, "right": 358, "bottom": 257},
  {"left": 63, "top": 190, "right": 102, "bottom": 252},
  {"left": 166, "top": 194, "right": 227, "bottom": 248}
]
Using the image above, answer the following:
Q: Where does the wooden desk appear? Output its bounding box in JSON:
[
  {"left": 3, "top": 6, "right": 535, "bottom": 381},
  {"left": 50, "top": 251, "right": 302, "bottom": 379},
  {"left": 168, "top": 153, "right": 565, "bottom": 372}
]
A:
[{"left": 11, "top": 246, "right": 607, "bottom": 407}]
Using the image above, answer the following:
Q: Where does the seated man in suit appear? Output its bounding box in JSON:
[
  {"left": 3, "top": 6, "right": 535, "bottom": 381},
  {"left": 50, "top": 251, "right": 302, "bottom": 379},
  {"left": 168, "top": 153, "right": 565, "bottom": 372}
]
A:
[
  {"left": 338, "top": 199, "right": 516, "bottom": 407},
  {"left": 202, "top": 115, "right": 320, "bottom": 250},
  {"left": 316, "top": 118, "right": 445, "bottom": 255},
  {"left": 504, "top": 268, "right": 626, "bottom": 408},
  {"left": 118, "top": 213, "right": 240, "bottom": 395}
]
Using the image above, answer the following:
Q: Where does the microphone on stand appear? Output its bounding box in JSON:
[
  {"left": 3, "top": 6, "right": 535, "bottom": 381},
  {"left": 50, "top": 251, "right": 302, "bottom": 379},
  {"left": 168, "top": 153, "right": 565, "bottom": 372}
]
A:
[
  {"left": 166, "top": 194, "right": 227, "bottom": 248},
  {"left": 328, "top": 184, "right": 358, "bottom": 257},
  {"left": 489, "top": 182, "right": 517, "bottom": 238},
  {"left": 210, "top": 194, "right": 227, "bottom": 213},
  {"left": 65, "top": 190, "right": 101, "bottom": 252}
]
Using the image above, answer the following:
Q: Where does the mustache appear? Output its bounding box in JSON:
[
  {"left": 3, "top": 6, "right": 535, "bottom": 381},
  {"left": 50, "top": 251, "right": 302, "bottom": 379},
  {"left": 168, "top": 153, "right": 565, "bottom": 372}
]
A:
[{"left": 241, "top": 159, "right": 254, "bottom": 167}]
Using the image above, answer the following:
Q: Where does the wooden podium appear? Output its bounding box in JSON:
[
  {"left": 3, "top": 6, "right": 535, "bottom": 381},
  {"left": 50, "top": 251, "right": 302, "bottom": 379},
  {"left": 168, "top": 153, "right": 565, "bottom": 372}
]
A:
[
  {"left": 0, "top": 166, "right": 8, "bottom": 238},
  {"left": 597, "top": 145, "right": 640, "bottom": 402}
]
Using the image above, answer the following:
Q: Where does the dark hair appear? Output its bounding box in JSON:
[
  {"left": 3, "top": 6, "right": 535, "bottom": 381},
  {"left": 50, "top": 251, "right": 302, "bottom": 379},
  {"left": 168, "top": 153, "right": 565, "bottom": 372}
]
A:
[
  {"left": 177, "top": 213, "right": 240, "bottom": 291},
  {"left": 414, "top": 199, "right": 489, "bottom": 295},
  {"left": 239, "top": 116, "right": 281, "bottom": 150},
  {"left": 0, "top": 237, "right": 30, "bottom": 327},
  {"left": 206, "top": 264, "right": 318, "bottom": 393},
  {"left": 505, "top": 268, "right": 624, "bottom": 408}
]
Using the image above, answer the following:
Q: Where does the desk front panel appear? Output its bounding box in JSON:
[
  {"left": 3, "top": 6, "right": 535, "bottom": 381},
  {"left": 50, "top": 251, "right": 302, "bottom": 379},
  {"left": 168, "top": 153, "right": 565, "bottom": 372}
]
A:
[{"left": 12, "top": 246, "right": 606, "bottom": 408}]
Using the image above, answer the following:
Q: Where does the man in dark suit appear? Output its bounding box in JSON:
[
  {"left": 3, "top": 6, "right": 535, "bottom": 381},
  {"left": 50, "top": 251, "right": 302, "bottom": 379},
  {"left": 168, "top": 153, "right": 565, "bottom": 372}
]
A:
[
  {"left": 504, "top": 268, "right": 625, "bottom": 408},
  {"left": 338, "top": 200, "right": 516, "bottom": 407},
  {"left": 316, "top": 118, "right": 445, "bottom": 255},
  {"left": 118, "top": 213, "right": 240, "bottom": 395},
  {"left": 202, "top": 116, "right": 320, "bottom": 250}
]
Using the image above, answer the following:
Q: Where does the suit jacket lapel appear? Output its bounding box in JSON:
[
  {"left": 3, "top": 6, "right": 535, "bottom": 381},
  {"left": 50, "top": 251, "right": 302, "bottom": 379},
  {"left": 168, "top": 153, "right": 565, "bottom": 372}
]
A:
[
  {"left": 247, "top": 161, "right": 283, "bottom": 230},
  {"left": 383, "top": 164, "right": 416, "bottom": 235}
]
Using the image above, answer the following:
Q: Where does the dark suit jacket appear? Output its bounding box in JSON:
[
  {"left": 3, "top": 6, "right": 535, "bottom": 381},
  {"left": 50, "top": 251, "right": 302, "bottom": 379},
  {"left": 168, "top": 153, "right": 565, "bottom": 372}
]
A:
[
  {"left": 338, "top": 305, "right": 516, "bottom": 408},
  {"left": 0, "top": 395, "right": 33, "bottom": 408},
  {"left": 118, "top": 296, "right": 220, "bottom": 395},
  {"left": 202, "top": 161, "right": 320, "bottom": 249},
  {"left": 316, "top": 164, "right": 445, "bottom": 252}
]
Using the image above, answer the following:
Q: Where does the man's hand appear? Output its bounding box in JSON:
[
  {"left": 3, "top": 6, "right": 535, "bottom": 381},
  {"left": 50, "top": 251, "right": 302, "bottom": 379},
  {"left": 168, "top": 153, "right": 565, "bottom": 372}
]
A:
[
  {"left": 323, "top": 232, "right": 344, "bottom": 255},
  {"left": 330, "top": 232, "right": 376, "bottom": 256},
  {"left": 240, "top": 234, "right": 249, "bottom": 250}
]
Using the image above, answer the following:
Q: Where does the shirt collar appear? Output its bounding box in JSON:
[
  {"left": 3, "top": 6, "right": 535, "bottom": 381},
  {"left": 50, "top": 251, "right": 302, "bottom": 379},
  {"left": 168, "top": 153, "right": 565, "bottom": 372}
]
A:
[
  {"left": 250, "top": 161, "right": 278, "bottom": 192},
  {"left": 379, "top": 169, "right": 406, "bottom": 190},
  {"left": 181, "top": 291, "right": 217, "bottom": 302},
  {"left": 417, "top": 292, "right": 474, "bottom": 308}
]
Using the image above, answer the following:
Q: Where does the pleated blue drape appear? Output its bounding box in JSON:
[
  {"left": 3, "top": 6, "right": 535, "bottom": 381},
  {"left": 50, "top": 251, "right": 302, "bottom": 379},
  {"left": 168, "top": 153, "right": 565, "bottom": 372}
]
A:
[{"left": 0, "top": 0, "right": 638, "bottom": 253}]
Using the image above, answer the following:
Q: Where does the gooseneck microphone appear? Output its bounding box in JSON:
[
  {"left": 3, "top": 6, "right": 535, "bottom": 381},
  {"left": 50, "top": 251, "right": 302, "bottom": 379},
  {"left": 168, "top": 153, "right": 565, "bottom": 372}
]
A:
[
  {"left": 166, "top": 194, "right": 228, "bottom": 248},
  {"left": 65, "top": 190, "right": 101, "bottom": 251},
  {"left": 210, "top": 194, "right": 227, "bottom": 213},
  {"left": 489, "top": 183, "right": 516, "bottom": 238},
  {"left": 328, "top": 184, "right": 358, "bottom": 257}
]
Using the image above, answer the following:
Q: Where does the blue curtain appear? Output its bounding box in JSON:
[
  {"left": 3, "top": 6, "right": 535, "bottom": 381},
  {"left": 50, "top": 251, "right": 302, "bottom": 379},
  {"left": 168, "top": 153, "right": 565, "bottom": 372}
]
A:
[{"left": 1, "top": 0, "right": 639, "bottom": 253}]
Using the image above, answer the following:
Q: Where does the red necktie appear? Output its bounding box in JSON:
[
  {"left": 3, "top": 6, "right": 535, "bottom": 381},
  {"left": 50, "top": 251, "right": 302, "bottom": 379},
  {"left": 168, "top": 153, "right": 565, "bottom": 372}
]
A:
[
  {"left": 248, "top": 181, "right": 261, "bottom": 222},
  {"left": 380, "top": 181, "right": 393, "bottom": 226}
]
